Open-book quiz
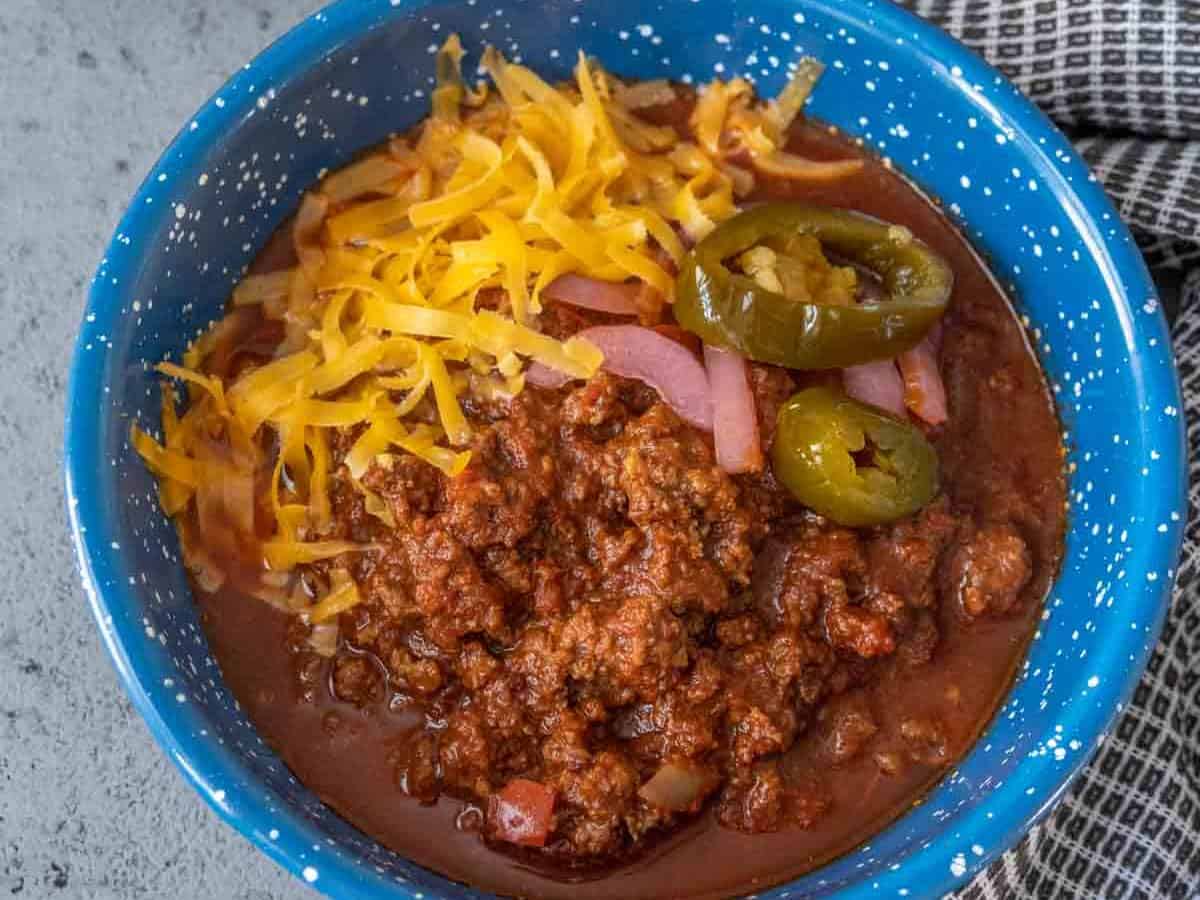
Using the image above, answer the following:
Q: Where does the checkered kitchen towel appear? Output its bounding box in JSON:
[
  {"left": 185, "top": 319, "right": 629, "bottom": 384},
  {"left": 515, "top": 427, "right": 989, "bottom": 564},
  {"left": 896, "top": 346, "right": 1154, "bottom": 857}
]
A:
[{"left": 898, "top": 2, "right": 1200, "bottom": 897}]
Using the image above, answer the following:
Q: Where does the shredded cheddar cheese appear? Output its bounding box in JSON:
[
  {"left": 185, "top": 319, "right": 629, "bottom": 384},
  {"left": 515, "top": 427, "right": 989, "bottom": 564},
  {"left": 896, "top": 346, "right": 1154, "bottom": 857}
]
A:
[{"left": 134, "top": 37, "right": 836, "bottom": 623}]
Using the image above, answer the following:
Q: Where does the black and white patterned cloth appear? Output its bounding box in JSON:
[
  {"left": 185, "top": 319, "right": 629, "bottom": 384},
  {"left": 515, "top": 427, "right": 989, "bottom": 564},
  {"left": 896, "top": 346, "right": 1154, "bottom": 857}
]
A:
[{"left": 897, "top": 1, "right": 1200, "bottom": 897}]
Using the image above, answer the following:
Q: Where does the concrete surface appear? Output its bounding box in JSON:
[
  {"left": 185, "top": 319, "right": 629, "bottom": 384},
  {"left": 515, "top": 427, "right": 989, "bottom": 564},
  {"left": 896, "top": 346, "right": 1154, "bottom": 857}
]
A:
[{"left": 0, "top": 3, "right": 321, "bottom": 897}]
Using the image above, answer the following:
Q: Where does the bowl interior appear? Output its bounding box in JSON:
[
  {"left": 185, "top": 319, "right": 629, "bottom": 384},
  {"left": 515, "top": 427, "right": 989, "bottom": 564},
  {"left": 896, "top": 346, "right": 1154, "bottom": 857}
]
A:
[{"left": 67, "top": 0, "right": 1186, "bottom": 897}]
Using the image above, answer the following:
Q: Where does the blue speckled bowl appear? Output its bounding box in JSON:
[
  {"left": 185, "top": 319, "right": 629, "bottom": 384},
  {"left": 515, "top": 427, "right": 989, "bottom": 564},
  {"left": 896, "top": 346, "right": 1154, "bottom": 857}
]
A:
[{"left": 65, "top": 0, "right": 1187, "bottom": 897}]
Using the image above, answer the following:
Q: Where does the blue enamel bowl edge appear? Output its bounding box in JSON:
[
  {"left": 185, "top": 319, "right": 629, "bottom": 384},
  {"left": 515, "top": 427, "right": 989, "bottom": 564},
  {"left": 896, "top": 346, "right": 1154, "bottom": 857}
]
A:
[{"left": 64, "top": 1, "right": 1188, "bottom": 898}]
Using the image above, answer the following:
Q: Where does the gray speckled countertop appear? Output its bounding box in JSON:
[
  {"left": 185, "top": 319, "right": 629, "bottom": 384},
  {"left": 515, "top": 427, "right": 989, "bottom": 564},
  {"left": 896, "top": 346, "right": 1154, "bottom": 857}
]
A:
[{"left": 0, "top": 3, "right": 317, "bottom": 897}]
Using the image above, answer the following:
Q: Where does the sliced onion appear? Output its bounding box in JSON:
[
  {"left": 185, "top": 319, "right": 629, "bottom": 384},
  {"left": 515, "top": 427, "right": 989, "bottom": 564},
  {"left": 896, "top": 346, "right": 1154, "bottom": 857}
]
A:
[
  {"left": 525, "top": 362, "right": 571, "bottom": 390},
  {"left": 527, "top": 327, "right": 715, "bottom": 430},
  {"left": 614, "top": 78, "right": 677, "bottom": 110},
  {"left": 578, "top": 325, "right": 713, "bottom": 430},
  {"left": 897, "top": 334, "right": 948, "bottom": 426},
  {"left": 842, "top": 359, "right": 906, "bottom": 418},
  {"left": 769, "top": 57, "right": 825, "bottom": 132},
  {"left": 192, "top": 449, "right": 267, "bottom": 596},
  {"left": 307, "top": 621, "right": 339, "bottom": 658},
  {"left": 718, "top": 160, "right": 757, "bottom": 198},
  {"left": 179, "top": 531, "right": 226, "bottom": 593},
  {"left": 246, "top": 580, "right": 299, "bottom": 613},
  {"left": 319, "top": 155, "right": 406, "bottom": 205},
  {"left": 292, "top": 192, "right": 329, "bottom": 278},
  {"left": 542, "top": 274, "right": 641, "bottom": 316},
  {"left": 703, "top": 344, "right": 762, "bottom": 474},
  {"left": 222, "top": 464, "right": 257, "bottom": 537},
  {"left": 751, "top": 150, "right": 864, "bottom": 181},
  {"left": 638, "top": 762, "right": 716, "bottom": 812},
  {"left": 195, "top": 462, "right": 255, "bottom": 547}
]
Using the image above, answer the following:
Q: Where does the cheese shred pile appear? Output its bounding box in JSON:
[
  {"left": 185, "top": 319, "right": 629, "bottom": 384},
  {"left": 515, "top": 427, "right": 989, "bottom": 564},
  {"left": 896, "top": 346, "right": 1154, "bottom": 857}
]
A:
[{"left": 133, "top": 37, "right": 852, "bottom": 620}]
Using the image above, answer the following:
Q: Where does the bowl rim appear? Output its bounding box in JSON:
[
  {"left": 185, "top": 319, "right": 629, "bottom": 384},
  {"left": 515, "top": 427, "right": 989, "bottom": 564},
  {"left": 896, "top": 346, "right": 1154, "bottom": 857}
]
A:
[{"left": 65, "top": 0, "right": 1188, "bottom": 897}]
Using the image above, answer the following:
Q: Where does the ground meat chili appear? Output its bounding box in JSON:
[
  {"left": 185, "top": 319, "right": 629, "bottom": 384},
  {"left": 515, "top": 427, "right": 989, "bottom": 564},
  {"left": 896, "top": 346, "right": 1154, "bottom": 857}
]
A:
[{"left": 177, "top": 93, "right": 1065, "bottom": 898}]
